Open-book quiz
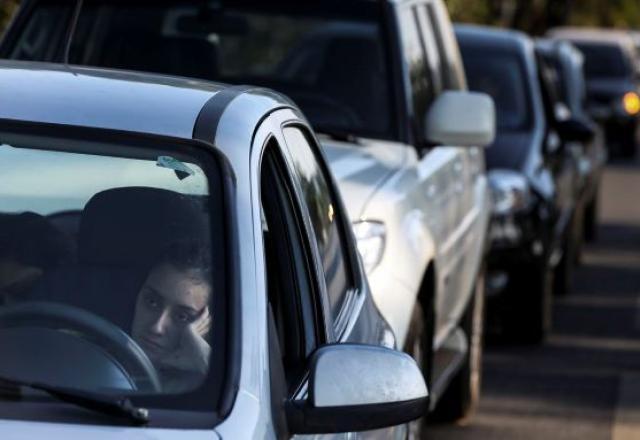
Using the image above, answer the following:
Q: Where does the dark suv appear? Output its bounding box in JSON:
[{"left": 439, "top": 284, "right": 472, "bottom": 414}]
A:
[
  {"left": 456, "top": 25, "right": 592, "bottom": 343},
  {"left": 548, "top": 28, "right": 640, "bottom": 158}
]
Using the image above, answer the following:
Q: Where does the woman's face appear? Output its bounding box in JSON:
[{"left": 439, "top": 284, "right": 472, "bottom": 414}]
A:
[{"left": 132, "top": 263, "right": 210, "bottom": 364}]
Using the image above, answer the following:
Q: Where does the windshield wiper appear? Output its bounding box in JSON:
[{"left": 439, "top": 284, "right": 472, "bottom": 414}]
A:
[{"left": 0, "top": 376, "right": 149, "bottom": 425}]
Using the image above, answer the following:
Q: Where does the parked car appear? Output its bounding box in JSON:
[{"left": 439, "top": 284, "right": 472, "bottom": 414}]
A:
[
  {"left": 535, "top": 38, "right": 607, "bottom": 244},
  {"left": 0, "top": 60, "right": 430, "bottom": 438},
  {"left": 0, "top": 0, "right": 496, "bottom": 425},
  {"left": 456, "top": 25, "right": 589, "bottom": 342},
  {"left": 548, "top": 27, "right": 640, "bottom": 158}
]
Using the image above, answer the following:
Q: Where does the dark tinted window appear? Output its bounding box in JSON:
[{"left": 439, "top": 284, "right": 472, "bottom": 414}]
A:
[
  {"left": 6, "top": 1, "right": 394, "bottom": 141},
  {"left": 8, "top": 3, "right": 73, "bottom": 61},
  {"left": 398, "top": 7, "right": 433, "bottom": 139},
  {"left": 573, "top": 42, "right": 632, "bottom": 79},
  {"left": 282, "top": 127, "right": 351, "bottom": 321},
  {"left": 461, "top": 49, "right": 532, "bottom": 131}
]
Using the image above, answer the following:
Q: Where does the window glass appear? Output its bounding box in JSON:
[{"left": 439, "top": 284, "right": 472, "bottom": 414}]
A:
[
  {"left": 8, "top": 3, "right": 72, "bottom": 61},
  {"left": 7, "top": 1, "right": 394, "bottom": 140},
  {"left": 573, "top": 42, "right": 632, "bottom": 79},
  {"left": 461, "top": 49, "right": 533, "bottom": 131},
  {"left": 398, "top": 7, "right": 432, "bottom": 138},
  {"left": 0, "top": 138, "right": 225, "bottom": 409},
  {"left": 282, "top": 127, "right": 351, "bottom": 320}
]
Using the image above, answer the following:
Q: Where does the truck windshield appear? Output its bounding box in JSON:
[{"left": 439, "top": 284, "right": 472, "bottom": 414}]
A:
[
  {"left": 4, "top": 0, "right": 394, "bottom": 140},
  {"left": 573, "top": 42, "right": 632, "bottom": 79},
  {"left": 0, "top": 133, "right": 228, "bottom": 423}
]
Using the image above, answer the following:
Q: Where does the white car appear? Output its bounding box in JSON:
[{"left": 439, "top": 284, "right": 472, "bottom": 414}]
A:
[{"left": 0, "top": 62, "right": 427, "bottom": 438}]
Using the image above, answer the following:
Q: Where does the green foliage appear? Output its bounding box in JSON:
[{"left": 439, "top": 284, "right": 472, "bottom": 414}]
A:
[{"left": 444, "top": 0, "right": 640, "bottom": 34}]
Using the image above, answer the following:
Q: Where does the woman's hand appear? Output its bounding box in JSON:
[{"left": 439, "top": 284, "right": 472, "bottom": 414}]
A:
[{"left": 156, "top": 307, "right": 211, "bottom": 376}]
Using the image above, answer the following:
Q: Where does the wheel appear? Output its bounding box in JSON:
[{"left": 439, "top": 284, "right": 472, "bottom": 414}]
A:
[
  {"left": 620, "top": 124, "right": 637, "bottom": 158},
  {"left": 430, "top": 269, "right": 485, "bottom": 424},
  {"left": 0, "top": 301, "right": 161, "bottom": 392},
  {"left": 584, "top": 194, "right": 599, "bottom": 242},
  {"left": 554, "top": 224, "right": 577, "bottom": 295},
  {"left": 405, "top": 300, "right": 435, "bottom": 438},
  {"left": 503, "top": 264, "right": 553, "bottom": 344}
]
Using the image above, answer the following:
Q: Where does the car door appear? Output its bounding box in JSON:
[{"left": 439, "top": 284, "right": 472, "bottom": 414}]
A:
[
  {"left": 258, "top": 111, "right": 402, "bottom": 439},
  {"left": 422, "top": 0, "right": 489, "bottom": 322},
  {"left": 397, "top": 2, "right": 464, "bottom": 341}
]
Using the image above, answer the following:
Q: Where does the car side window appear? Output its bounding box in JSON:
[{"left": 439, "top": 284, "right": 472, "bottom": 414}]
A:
[
  {"left": 398, "top": 6, "right": 435, "bottom": 142},
  {"left": 281, "top": 126, "right": 353, "bottom": 322},
  {"left": 260, "top": 140, "right": 320, "bottom": 390}
]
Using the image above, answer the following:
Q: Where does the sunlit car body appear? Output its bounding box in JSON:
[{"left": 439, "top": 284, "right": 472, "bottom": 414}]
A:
[
  {"left": 0, "top": 61, "right": 428, "bottom": 439},
  {"left": 0, "top": 0, "right": 495, "bottom": 426},
  {"left": 548, "top": 27, "right": 640, "bottom": 158},
  {"left": 456, "top": 25, "right": 589, "bottom": 343}
]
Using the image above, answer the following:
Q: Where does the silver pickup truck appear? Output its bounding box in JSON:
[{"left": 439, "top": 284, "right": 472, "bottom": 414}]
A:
[{"left": 1, "top": 0, "right": 495, "bottom": 428}]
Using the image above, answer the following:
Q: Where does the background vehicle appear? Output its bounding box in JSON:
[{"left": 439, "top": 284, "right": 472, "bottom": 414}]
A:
[
  {"left": 536, "top": 38, "right": 607, "bottom": 244},
  {"left": 548, "top": 27, "right": 640, "bottom": 158},
  {"left": 456, "top": 25, "right": 588, "bottom": 343},
  {"left": 0, "top": 0, "right": 495, "bottom": 425},
  {"left": 0, "top": 61, "right": 428, "bottom": 438}
]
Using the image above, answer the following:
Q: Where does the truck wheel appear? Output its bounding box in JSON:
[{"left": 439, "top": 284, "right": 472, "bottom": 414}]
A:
[
  {"left": 405, "top": 301, "right": 434, "bottom": 438},
  {"left": 554, "top": 227, "right": 576, "bottom": 296},
  {"left": 431, "top": 269, "right": 485, "bottom": 424},
  {"left": 504, "top": 264, "right": 553, "bottom": 344},
  {"left": 584, "top": 195, "right": 599, "bottom": 243},
  {"left": 621, "top": 125, "right": 637, "bottom": 158}
]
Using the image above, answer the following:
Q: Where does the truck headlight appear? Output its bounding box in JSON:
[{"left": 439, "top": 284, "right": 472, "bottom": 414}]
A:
[
  {"left": 352, "top": 221, "right": 386, "bottom": 273},
  {"left": 488, "top": 170, "right": 531, "bottom": 216},
  {"left": 623, "top": 91, "right": 640, "bottom": 116}
]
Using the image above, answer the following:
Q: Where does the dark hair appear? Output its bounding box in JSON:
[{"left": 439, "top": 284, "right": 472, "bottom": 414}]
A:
[{"left": 154, "top": 241, "right": 212, "bottom": 283}]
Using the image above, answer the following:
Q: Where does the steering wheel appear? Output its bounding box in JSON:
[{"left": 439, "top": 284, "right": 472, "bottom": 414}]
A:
[{"left": 0, "top": 301, "right": 161, "bottom": 392}]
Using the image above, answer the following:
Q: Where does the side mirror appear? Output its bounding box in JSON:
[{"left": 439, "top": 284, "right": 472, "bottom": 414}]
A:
[
  {"left": 556, "top": 117, "right": 596, "bottom": 143},
  {"left": 286, "top": 344, "right": 428, "bottom": 434},
  {"left": 425, "top": 90, "right": 496, "bottom": 147}
]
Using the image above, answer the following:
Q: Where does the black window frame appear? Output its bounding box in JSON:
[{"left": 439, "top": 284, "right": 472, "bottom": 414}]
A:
[
  {"left": 0, "top": 119, "right": 240, "bottom": 430},
  {"left": 279, "top": 123, "right": 362, "bottom": 337},
  {"left": 259, "top": 137, "right": 325, "bottom": 392}
]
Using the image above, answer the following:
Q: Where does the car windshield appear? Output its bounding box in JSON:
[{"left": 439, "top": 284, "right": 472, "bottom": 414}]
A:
[
  {"left": 0, "top": 133, "right": 227, "bottom": 416},
  {"left": 573, "top": 41, "right": 632, "bottom": 79},
  {"left": 460, "top": 48, "right": 533, "bottom": 132},
  {"left": 5, "top": 0, "right": 394, "bottom": 140}
]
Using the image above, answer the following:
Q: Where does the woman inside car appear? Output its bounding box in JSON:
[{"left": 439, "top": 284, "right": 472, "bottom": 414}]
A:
[{"left": 131, "top": 241, "right": 212, "bottom": 393}]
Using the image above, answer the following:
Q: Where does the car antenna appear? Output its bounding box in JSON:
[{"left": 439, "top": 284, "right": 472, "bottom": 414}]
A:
[{"left": 63, "top": 0, "right": 84, "bottom": 66}]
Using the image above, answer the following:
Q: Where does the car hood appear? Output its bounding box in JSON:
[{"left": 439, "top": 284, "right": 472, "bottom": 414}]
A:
[
  {"left": 320, "top": 137, "right": 407, "bottom": 221},
  {"left": 485, "top": 130, "right": 535, "bottom": 171},
  {"left": 586, "top": 77, "right": 637, "bottom": 98}
]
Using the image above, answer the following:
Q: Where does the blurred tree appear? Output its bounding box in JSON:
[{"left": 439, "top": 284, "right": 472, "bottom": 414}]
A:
[
  {"left": 445, "top": 0, "right": 640, "bottom": 34},
  {"left": 0, "top": 0, "right": 19, "bottom": 35}
]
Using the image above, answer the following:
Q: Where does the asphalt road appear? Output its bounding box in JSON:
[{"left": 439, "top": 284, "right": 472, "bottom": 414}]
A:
[{"left": 424, "top": 160, "right": 640, "bottom": 440}]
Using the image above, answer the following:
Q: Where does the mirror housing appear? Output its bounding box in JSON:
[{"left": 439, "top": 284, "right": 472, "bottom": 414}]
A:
[
  {"left": 556, "top": 117, "right": 596, "bottom": 144},
  {"left": 425, "top": 91, "right": 496, "bottom": 147},
  {"left": 286, "top": 344, "right": 428, "bottom": 434}
]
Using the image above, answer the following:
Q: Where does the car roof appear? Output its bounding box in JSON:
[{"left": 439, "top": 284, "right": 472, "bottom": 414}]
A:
[
  {"left": 0, "top": 60, "right": 291, "bottom": 141},
  {"left": 454, "top": 23, "right": 531, "bottom": 54},
  {"left": 547, "top": 27, "right": 637, "bottom": 52}
]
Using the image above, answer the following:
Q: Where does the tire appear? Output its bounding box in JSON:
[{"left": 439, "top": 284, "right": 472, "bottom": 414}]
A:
[
  {"left": 430, "top": 269, "right": 485, "bottom": 424},
  {"left": 405, "top": 298, "right": 435, "bottom": 438},
  {"left": 584, "top": 195, "right": 599, "bottom": 243},
  {"left": 503, "top": 264, "right": 553, "bottom": 344},
  {"left": 621, "top": 125, "right": 637, "bottom": 158},
  {"left": 554, "top": 224, "right": 577, "bottom": 296}
]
